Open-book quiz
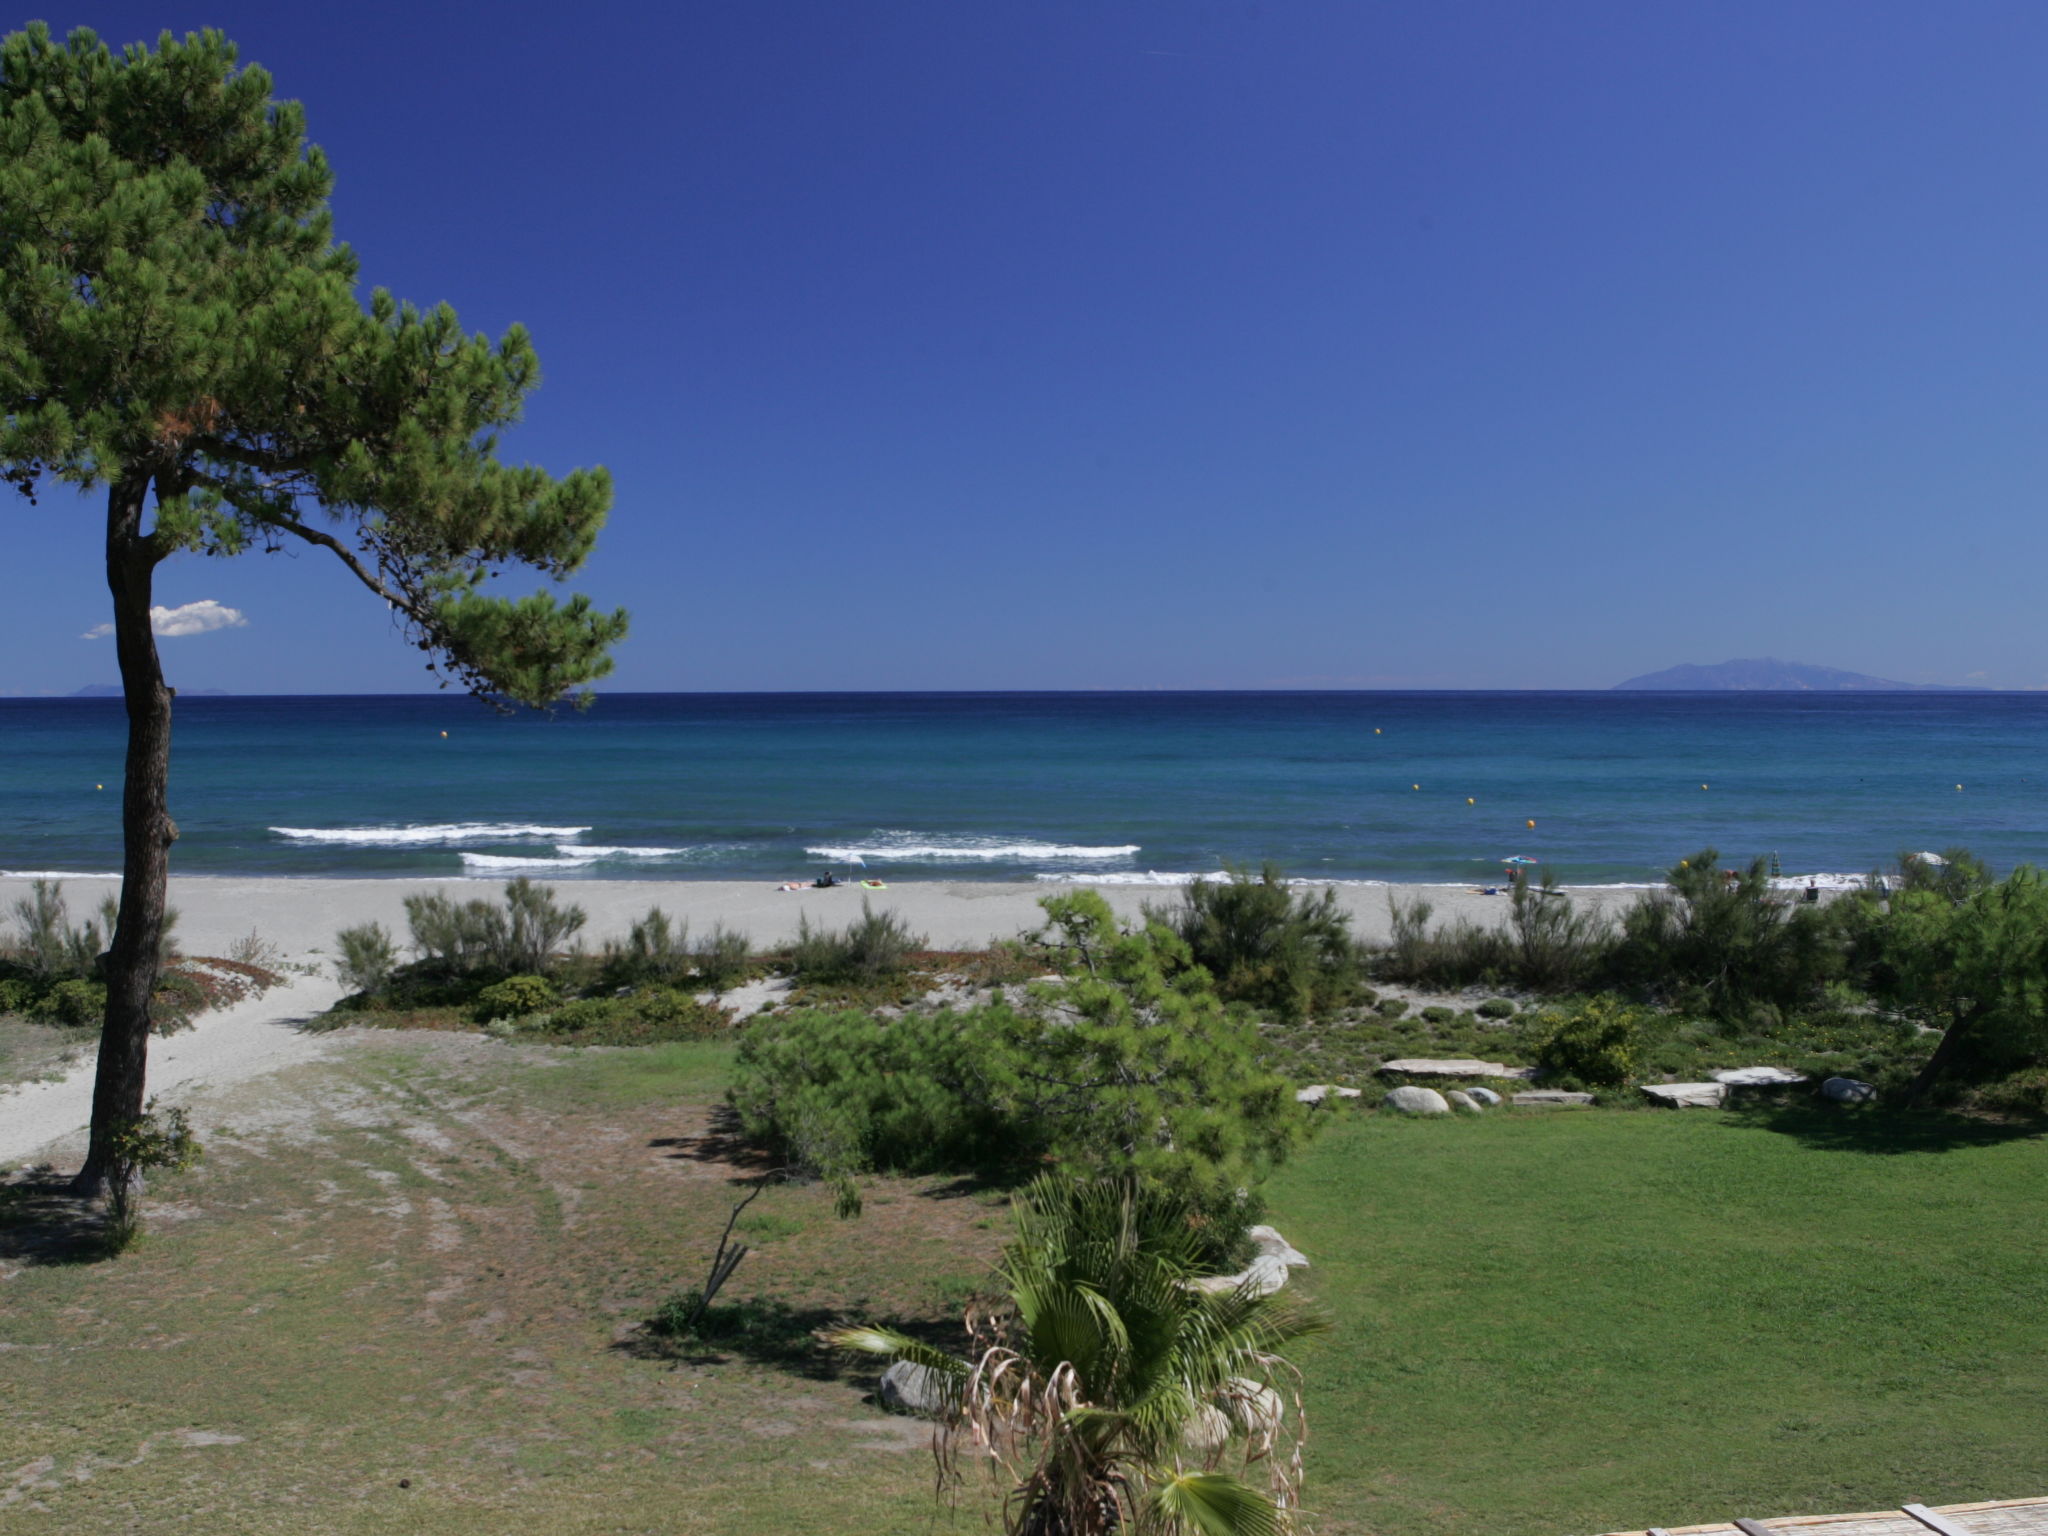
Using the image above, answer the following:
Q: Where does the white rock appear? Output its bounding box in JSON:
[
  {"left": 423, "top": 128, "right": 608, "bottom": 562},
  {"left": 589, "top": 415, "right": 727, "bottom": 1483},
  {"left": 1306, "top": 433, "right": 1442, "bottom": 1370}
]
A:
[
  {"left": 1379, "top": 1057, "right": 1537, "bottom": 1080},
  {"left": 1445, "top": 1090, "right": 1482, "bottom": 1113},
  {"left": 1188, "top": 1253, "right": 1291, "bottom": 1298},
  {"left": 1221, "top": 1377, "right": 1284, "bottom": 1439},
  {"left": 1465, "top": 1086, "right": 1503, "bottom": 1107},
  {"left": 1641, "top": 1082, "right": 1727, "bottom": 1109},
  {"left": 1182, "top": 1403, "right": 1233, "bottom": 1454},
  {"left": 1711, "top": 1066, "right": 1808, "bottom": 1087},
  {"left": 879, "top": 1360, "right": 948, "bottom": 1418},
  {"left": 1295, "top": 1084, "right": 1360, "bottom": 1105},
  {"left": 1823, "top": 1075, "right": 1878, "bottom": 1103},
  {"left": 1246, "top": 1226, "right": 1309, "bottom": 1268},
  {"left": 1512, "top": 1090, "right": 1594, "bottom": 1106},
  {"left": 1383, "top": 1085, "right": 1451, "bottom": 1115}
]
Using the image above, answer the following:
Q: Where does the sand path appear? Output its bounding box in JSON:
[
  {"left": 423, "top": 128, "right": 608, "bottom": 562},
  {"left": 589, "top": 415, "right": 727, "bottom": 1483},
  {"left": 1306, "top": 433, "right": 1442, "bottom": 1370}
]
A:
[{"left": 0, "top": 970, "right": 347, "bottom": 1169}]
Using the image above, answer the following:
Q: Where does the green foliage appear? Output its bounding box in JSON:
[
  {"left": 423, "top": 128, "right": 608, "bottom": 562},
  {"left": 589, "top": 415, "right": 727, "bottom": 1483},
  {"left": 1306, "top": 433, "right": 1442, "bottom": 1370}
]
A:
[
  {"left": 691, "top": 924, "right": 754, "bottom": 991},
  {"left": 1608, "top": 850, "right": 1839, "bottom": 1021},
  {"left": 1419, "top": 1005, "right": 1456, "bottom": 1024},
  {"left": 1375, "top": 997, "right": 1410, "bottom": 1018},
  {"left": 1532, "top": 995, "right": 1645, "bottom": 1087},
  {"left": 604, "top": 906, "right": 690, "bottom": 985},
  {"left": 333, "top": 921, "right": 398, "bottom": 995},
  {"left": 3, "top": 879, "right": 115, "bottom": 983},
  {"left": 788, "top": 900, "right": 924, "bottom": 984},
  {"left": 734, "top": 892, "right": 1307, "bottom": 1215},
  {"left": 1876, "top": 867, "right": 2048, "bottom": 1098},
  {"left": 1155, "top": 863, "right": 1364, "bottom": 1021},
  {"left": 0, "top": 23, "right": 625, "bottom": 707},
  {"left": 404, "top": 880, "right": 585, "bottom": 978},
  {"left": 101, "top": 1099, "right": 201, "bottom": 1253},
  {"left": 1477, "top": 998, "right": 1517, "bottom": 1019},
  {"left": 502, "top": 987, "right": 729, "bottom": 1047},
  {"left": 1377, "top": 874, "right": 1611, "bottom": 993},
  {"left": 473, "top": 974, "right": 559, "bottom": 1021},
  {"left": 830, "top": 1174, "right": 1326, "bottom": 1536},
  {"left": 39, "top": 977, "right": 106, "bottom": 1027},
  {"left": 1895, "top": 847, "right": 1995, "bottom": 905}
]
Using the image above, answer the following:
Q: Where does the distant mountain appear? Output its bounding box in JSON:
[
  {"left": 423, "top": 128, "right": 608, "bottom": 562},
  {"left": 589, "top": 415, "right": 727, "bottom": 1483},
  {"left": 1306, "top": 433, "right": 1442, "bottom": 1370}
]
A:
[
  {"left": 69, "top": 684, "right": 231, "bottom": 697},
  {"left": 1614, "top": 659, "right": 1981, "bottom": 692}
]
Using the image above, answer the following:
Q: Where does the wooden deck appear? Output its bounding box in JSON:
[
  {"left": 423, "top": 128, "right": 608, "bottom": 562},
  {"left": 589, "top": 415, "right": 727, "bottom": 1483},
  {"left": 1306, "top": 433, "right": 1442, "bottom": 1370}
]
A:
[{"left": 1600, "top": 1496, "right": 2048, "bottom": 1536}]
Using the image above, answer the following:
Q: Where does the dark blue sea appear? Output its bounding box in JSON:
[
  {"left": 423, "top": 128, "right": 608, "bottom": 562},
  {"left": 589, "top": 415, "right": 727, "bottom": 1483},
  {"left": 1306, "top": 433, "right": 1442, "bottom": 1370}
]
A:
[{"left": 1, "top": 692, "right": 2043, "bottom": 886}]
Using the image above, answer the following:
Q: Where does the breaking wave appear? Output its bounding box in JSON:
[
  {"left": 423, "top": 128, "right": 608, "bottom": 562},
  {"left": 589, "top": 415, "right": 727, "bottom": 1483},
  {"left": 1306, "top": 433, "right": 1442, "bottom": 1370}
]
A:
[
  {"left": 272, "top": 822, "right": 591, "bottom": 847},
  {"left": 807, "top": 832, "right": 1139, "bottom": 864}
]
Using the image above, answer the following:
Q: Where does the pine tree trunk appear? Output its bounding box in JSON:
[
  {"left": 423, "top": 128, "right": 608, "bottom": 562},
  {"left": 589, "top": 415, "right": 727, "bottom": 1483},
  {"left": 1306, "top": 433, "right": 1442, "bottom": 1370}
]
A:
[
  {"left": 1905, "top": 1011, "right": 1974, "bottom": 1105},
  {"left": 73, "top": 472, "right": 175, "bottom": 1195}
]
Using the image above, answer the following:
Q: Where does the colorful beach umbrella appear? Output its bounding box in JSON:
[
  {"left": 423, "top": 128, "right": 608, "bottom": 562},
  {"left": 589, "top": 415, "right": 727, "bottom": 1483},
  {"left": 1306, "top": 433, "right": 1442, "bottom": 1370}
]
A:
[{"left": 1501, "top": 855, "right": 1540, "bottom": 866}]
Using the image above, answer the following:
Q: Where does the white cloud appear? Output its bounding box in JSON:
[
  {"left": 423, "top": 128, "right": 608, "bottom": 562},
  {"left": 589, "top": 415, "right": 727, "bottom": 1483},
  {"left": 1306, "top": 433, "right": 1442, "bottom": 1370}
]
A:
[{"left": 81, "top": 600, "right": 249, "bottom": 641}]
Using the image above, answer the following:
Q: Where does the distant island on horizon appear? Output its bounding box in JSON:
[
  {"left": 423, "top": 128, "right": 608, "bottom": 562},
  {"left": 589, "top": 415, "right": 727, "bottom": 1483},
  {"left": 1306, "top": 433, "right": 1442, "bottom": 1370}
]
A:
[{"left": 1613, "top": 658, "right": 1985, "bottom": 692}]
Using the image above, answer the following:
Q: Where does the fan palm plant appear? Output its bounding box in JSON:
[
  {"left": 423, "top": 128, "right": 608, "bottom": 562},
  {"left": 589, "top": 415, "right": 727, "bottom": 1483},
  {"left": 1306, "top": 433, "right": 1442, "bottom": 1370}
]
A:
[{"left": 831, "top": 1175, "right": 1327, "bottom": 1535}]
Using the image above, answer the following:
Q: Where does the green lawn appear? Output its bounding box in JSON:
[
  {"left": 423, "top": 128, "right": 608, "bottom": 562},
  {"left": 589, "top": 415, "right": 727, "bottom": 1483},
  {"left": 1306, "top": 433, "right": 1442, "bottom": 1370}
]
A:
[
  {"left": 5, "top": 1032, "right": 2045, "bottom": 1535},
  {"left": 1272, "top": 1106, "right": 2048, "bottom": 1536}
]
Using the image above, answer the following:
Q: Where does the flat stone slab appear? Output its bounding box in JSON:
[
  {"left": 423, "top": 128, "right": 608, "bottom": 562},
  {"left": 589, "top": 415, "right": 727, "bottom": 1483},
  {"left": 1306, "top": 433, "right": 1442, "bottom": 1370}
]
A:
[
  {"left": 1641, "top": 1081, "right": 1727, "bottom": 1109},
  {"left": 1823, "top": 1075, "right": 1878, "bottom": 1103},
  {"left": 1379, "top": 1058, "right": 1539, "bottom": 1080},
  {"left": 1512, "top": 1090, "right": 1594, "bottom": 1106},
  {"left": 1711, "top": 1066, "right": 1808, "bottom": 1087},
  {"left": 1295, "top": 1084, "right": 1363, "bottom": 1106}
]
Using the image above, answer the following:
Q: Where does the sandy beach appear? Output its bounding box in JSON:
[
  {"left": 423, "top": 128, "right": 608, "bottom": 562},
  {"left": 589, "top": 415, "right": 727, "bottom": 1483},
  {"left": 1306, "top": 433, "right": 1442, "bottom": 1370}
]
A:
[{"left": 0, "top": 875, "right": 1648, "bottom": 964}]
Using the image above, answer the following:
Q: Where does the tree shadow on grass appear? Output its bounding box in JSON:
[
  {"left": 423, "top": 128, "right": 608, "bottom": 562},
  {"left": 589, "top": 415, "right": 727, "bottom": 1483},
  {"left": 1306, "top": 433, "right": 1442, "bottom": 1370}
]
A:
[
  {"left": 647, "top": 1105, "right": 782, "bottom": 1176},
  {"left": 1724, "top": 1101, "right": 2048, "bottom": 1155},
  {"left": 0, "top": 1172, "right": 111, "bottom": 1267},
  {"left": 612, "top": 1294, "right": 972, "bottom": 1389}
]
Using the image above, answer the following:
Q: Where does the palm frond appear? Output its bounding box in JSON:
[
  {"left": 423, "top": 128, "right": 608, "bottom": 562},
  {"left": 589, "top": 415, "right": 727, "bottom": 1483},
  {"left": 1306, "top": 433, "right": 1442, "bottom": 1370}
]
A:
[{"left": 1142, "top": 1470, "right": 1288, "bottom": 1536}]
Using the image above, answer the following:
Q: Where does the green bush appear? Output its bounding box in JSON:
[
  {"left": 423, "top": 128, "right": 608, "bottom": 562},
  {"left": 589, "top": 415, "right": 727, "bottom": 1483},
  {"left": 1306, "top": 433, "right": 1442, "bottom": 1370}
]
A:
[
  {"left": 516, "top": 989, "right": 728, "bottom": 1046},
  {"left": 1419, "top": 1005, "right": 1455, "bottom": 1024},
  {"left": 405, "top": 879, "right": 586, "bottom": 978},
  {"left": 0, "top": 976, "right": 36, "bottom": 1015},
  {"left": 474, "top": 974, "right": 559, "bottom": 1021},
  {"left": 692, "top": 924, "right": 753, "bottom": 990},
  {"left": 1477, "top": 998, "right": 1517, "bottom": 1019},
  {"left": 334, "top": 922, "right": 398, "bottom": 994},
  {"left": 1153, "top": 864, "right": 1364, "bottom": 1021},
  {"left": 788, "top": 900, "right": 924, "bottom": 984},
  {"left": 1533, "top": 996, "right": 1645, "bottom": 1087},
  {"left": 734, "top": 891, "right": 1305, "bottom": 1212},
  {"left": 1375, "top": 998, "right": 1409, "bottom": 1018},
  {"left": 39, "top": 977, "right": 105, "bottom": 1027},
  {"left": 604, "top": 906, "right": 691, "bottom": 985}
]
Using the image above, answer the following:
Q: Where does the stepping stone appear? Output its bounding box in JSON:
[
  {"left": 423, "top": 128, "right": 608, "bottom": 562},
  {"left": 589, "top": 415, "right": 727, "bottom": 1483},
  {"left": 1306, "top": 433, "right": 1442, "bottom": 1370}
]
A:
[
  {"left": 1513, "top": 1090, "right": 1594, "bottom": 1107},
  {"left": 1823, "top": 1075, "right": 1878, "bottom": 1103},
  {"left": 1295, "top": 1084, "right": 1363, "bottom": 1106},
  {"left": 1711, "top": 1066, "right": 1808, "bottom": 1087},
  {"left": 1383, "top": 1085, "right": 1452, "bottom": 1115},
  {"left": 1641, "top": 1082, "right": 1727, "bottom": 1109},
  {"left": 1379, "top": 1058, "right": 1538, "bottom": 1080}
]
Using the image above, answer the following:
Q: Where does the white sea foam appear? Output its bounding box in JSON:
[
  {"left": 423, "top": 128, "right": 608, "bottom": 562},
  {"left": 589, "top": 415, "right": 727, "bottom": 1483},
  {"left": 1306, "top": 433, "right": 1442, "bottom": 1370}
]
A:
[
  {"left": 272, "top": 822, "right": 590, "bottom": 847},
  {"left": 458, "top": 844, "right": 709, "bottom": 871},
  {"left": 1035, "top": 870, "right": 1230, "bottom": 886},
  {"left": 0, "top": 869, "right": 122, "bottom": 880},
  {"left": 808, "top": 832, "right": 1139, "bottom": 864}
]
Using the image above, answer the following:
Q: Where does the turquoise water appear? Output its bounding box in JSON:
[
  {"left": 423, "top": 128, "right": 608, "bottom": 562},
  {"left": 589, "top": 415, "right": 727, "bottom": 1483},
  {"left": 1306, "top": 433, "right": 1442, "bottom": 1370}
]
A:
[{"left": 0, "top": 692, "right": 2042, "bottom": 885}]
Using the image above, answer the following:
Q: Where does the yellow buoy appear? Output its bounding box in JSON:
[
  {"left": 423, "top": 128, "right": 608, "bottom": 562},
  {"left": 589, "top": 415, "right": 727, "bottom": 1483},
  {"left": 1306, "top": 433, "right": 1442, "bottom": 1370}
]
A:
[
  {"left": 1374, "top": 728, "right": 1382, "bottom": 735},
  {"left": 1526, "top": 819, "right": 1536, "bottom": 829},
  {"left": 440, "top": 730, "right": 449, "bottom": 738},
  {"left": 95, "top": 783, "right": 103, "bottom": 790},
  {"left": 1466, "top": 797, "right": 1475, "bottom": 805},
  {"left": 1680, "top": 858, "right": 1690, "bottom": 867},
  {"left": 1956, "top": 783, "right": 1964, "bottom": 791},
  {"left": 1701, "top": 783, "right": 1709, "bottom": 790}
]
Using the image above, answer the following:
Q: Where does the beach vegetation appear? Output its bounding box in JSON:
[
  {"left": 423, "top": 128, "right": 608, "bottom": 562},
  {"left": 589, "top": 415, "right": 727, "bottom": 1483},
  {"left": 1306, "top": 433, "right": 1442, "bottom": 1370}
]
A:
[
  {"left": 603, "top": 910, "right": 755, "bottom": 991},
  {"left": 333, "top": 921, "right": 399, "bottom": 995},
  {"left": 1476, "top": 998, "right": 1516, "bottom": 1018},
  {"left": 734, "top": 892, "right": 1305, "bottom": 1237},
  {"left": 0, "top": 22, "right": 627, "bottom": 1192},
  {"left": 787, "top": 900, "right": 925, "bottom": 985},
  {"left": 691, "top": 924, "right": 755, "bottom": 991},
  {"left": 473, "top": 974, "right": 560, "bottom": 1022},
  {"left": 403, "top": 879, "right": 587, "bottom": 979},
  {"left": 1531, "top": 995, "right": 1646, "bottom": 1088},
  {"left": 1375, "top": 873, "right": 1610, "bottom": 993},
  {"left": 1152, "top": 862, "right": 1365, "bottom": 1021},
  {"left": 831, "top": 1172, "right": 1325, "bottom": 1536},
  {"left": 98, "top": 1099, "right": 201, "bottom": 1254}
]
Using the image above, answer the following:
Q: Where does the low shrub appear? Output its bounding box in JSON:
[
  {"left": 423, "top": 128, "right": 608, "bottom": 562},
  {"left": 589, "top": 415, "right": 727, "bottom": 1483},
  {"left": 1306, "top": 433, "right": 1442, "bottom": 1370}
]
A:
[
  {"left": 1153, "top": 864, "right": 1365, "bottom": 1021},
  {"left": 1375, "top": 998, "right": 1409, "bottom": 1019},
  {"left": 405, "top": 879, "right": 586, "bottom": 978},
  {"left": 517, "top": 988, "right": 729, "bottom": 1046},
  {"left": 474, "top": 974, "right": 559, "bottom": 1021},
  {"left": 1419, "top": 1005, "right": 1456, "bottom": 1024},
  {"left": 1533, "top": 996, "right": 1645, "bottom": 1087},
  {"left": 604, "top": 907, "right": 692, "bottom": 985},
  {"left": 39, "top": 977, "right": 105, "bottom": 1027},
  {"left": 1477, "top": 998, "right": 1517, "bottom": 1019},
  {"left": 334, "top": 922, "right": 398, "bottom": 995},
  {"left": 788, "top": 900, "right": 924, "bottom": 984},
  {"left": 692, "top": 924, "right": 753, "bottom": 990}
]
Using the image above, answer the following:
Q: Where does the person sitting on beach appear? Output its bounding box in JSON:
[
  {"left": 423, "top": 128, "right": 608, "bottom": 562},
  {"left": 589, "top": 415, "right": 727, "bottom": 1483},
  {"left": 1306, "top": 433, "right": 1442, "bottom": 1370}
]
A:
[{"left": 813, "top": 870, "right": 839, "bottom": 889}]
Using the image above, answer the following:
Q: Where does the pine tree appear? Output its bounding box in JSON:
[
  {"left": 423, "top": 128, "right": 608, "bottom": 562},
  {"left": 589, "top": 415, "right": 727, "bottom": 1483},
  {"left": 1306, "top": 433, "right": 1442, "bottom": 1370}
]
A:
[{"left": 0, "top": 25, "right": 628, "bottom": 1191}]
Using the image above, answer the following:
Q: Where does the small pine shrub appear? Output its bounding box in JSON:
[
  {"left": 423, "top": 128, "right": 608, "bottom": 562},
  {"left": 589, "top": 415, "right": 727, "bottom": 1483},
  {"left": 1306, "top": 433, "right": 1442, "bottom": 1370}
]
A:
[
  {"left": 1375, "top": 998, "right": 1410, "bottom": 1019},
  {"left": 1154, "top": 864, "right": 1364, "bottom": 1021},
  {"left": 474, "top": 974, "right": 559, "bottom": 1021},
  {"left": 789, "top": 900, "right": 924, "bottom": 984},
  {"left": 1533, "top": 996, "right": 1644, "bottom": 1087},
  {"left": 692, "top": 924, "right": 753, "bottom": 990},
  {"left": 605, "top": 906, "right": 691, "bottom": 985},
  {"left": 334, "top": 922, "right": 398, "bottom": 994},
  {"left": 1477, "top": 998, "right": 1517, "bottom": 1019},
  {"left": 1419, "top": 1005, "right": 1456, "bottom": 1024}
]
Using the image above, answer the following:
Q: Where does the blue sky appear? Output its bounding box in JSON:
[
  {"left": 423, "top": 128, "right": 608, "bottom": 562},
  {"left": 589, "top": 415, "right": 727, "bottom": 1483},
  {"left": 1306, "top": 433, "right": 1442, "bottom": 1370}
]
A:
[{"left": 7, "top": 0, "right": 2048, "bottom": 693}]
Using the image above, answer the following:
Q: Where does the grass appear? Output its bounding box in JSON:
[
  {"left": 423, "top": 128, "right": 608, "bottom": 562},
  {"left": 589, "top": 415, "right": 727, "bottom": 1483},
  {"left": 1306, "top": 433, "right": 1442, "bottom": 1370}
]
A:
[
  {"left": 7, "top": 1019, "right": 2046, "bottom": 1534},
  {"left": 0, "top": 1014, "right": 91, "bottom": 1089},
  {"left": 1269, "top": 1105, "right": 2048, "bottom": 1536}
]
